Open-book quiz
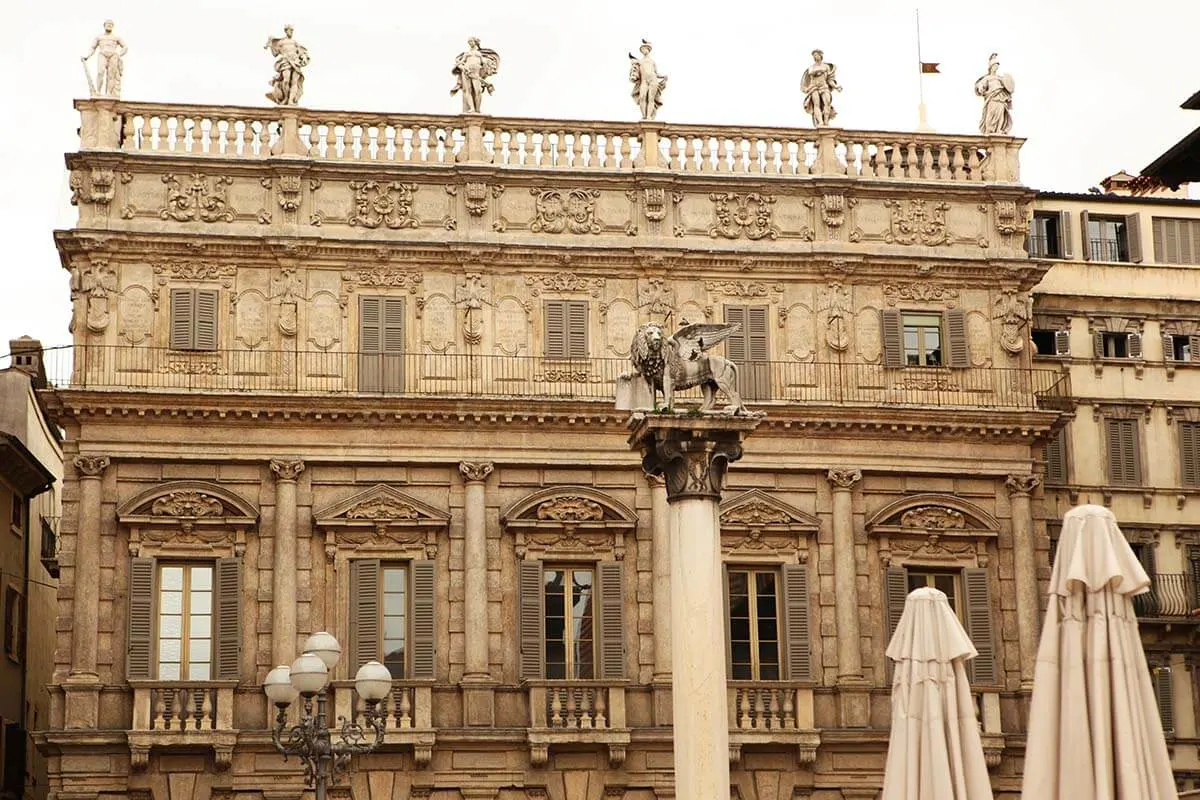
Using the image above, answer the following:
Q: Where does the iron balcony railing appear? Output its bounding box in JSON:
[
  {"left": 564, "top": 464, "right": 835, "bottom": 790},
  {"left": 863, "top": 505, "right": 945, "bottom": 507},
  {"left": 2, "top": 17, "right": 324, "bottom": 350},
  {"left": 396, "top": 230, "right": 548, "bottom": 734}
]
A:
[
  {"left": 1088, "top": 238, "right": 1128, "bottom": 263},
  {"left": 1133, "top": 573, "right": 1200, "bottom": 620},
  {"left": 34, "top": 345, "right": 1070, "bottom": 412},
  {"left": 1026, "top": 233, "right": 1062, "bottom": 259}
]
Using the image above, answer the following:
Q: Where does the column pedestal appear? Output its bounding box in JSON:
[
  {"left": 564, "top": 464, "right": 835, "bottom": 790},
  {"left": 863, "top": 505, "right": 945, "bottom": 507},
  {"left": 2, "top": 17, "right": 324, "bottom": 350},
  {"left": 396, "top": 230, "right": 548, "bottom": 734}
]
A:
[
  {"left": 631, "top": 414, "right": 761, "bottom": 800},
  {"left": 460, "top": 461, "right": 496, "bottom": 726}
]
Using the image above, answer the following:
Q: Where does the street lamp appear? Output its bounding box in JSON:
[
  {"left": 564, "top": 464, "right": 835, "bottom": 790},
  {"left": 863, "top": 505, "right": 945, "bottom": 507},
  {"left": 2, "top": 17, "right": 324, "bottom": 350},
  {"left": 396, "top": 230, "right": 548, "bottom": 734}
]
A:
[{"left": 264, "top": 632, "right": 392, "bottom": 799}]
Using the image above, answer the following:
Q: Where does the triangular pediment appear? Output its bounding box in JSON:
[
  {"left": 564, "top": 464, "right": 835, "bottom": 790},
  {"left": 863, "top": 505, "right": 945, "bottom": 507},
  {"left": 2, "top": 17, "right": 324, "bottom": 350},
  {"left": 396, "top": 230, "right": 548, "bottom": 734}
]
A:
[
  {"left": 719, "top": 490, "right": 818, "bottom": 530},
  {"left": 314, "top": 484, "right": 450, "bottom": 527},
  {"left": 118, "top": 480, "right": 258, "bottom": 524}
]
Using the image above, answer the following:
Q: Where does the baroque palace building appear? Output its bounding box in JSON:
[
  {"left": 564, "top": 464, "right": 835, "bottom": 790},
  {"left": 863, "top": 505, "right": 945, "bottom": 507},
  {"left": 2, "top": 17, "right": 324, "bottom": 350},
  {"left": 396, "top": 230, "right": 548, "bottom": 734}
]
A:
[{"left": 41, "top": 97, "right": 1074, "bottom": 800}]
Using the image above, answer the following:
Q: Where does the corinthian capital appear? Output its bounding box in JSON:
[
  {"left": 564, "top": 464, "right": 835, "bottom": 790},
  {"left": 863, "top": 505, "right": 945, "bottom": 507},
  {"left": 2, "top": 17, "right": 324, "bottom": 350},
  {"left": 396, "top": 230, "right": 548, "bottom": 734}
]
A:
[
  {"left": 73, "top": 455, "right": 110, "bottom": 478},
  {"left": 459, "top": 461, "right": 494, "bottom": 482},
  {"left": 269, "top": 458, "right": 306, "bottom": 482},
  {"left": 826, "top": 468, "right": 862, "bottom": 491},
  {"left": 1005, "top": 473, "right": 1041, "bottom": 497}
]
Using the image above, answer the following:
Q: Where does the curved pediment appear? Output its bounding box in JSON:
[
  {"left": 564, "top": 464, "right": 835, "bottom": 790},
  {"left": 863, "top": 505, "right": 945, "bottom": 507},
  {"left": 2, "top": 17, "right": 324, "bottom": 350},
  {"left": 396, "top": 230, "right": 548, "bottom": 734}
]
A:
[
  {"left": 313, "top": 484, "right": 450, "bottom": 528},
  {"left": 866, "top": 493, "right": 1000, "bottom": 535},
  {"left": 501, "top": 487, "right": 637, "bottom": 531},
  {"left": 719, "top": 490, "right": 819, "bottom": 531},
  {"left": 118, "top": 480, "right": 258, "bottom": 524}
]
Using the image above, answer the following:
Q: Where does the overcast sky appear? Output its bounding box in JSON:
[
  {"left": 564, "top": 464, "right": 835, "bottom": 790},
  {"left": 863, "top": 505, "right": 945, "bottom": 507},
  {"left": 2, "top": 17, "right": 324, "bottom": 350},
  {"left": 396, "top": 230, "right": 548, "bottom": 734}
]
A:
[{"left": 3, "top": 0, "right": 1199, "bottom": 348}]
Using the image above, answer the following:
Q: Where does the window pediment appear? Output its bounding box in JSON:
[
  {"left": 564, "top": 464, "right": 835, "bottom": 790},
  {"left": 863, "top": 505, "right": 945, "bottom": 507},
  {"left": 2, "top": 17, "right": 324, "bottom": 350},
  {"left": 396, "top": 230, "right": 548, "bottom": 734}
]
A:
[
  {"left": 719, "top": 490, "right": 817, "bottom": 562},
  {"left": 118, "top": 480, "right": 258, "bottom": 528},
  {"left": 866, "top": 494, "right": 999, "bottom": 539},
  {"left": 503, "top": 487, "right": 635, "bottom": 562},
  {"left": 314, "top": 484, "right": 449, "bottom": 561}
]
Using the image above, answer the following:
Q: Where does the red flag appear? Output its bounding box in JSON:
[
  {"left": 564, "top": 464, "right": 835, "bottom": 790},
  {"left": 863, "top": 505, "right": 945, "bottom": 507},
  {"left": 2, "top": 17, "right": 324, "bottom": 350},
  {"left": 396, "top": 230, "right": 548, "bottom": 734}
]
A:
[{"left": 920, "top": 62, "right": 940, "bottom": 74}]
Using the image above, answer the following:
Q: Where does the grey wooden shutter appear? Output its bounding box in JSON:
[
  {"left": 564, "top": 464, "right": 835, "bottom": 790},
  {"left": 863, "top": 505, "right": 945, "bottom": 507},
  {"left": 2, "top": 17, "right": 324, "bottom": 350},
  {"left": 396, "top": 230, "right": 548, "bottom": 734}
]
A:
[
  {"left": 566, "top": 300, "right": 589, "bottom": 359},
  {"left": 1093, "top": 331, "right": 1105, "bottom": 358},
  {"left": 963, "top": 568, "right": 997, "bottom": 685},
  {"left": 194, "top": 290, "right": 219, "bottom": 351},
  {"left": 359, "top": 297, "right": 383, "bottom": 393},
  {"left": 1127, "top": 332, "right": 1143, "bottom": 359},
  {"left": 349, "top": 559, "right": 381, "bottom": 673},
  {"left": 1181, "top": 423, "right": 1200, "bottom": 488},
  {"left": 725, "top": 306, "right": 747, "bottom": 361},
  {"left": 1154, "top": 667, "right": 1175, "bottom": 736},
  {"left": 169, "top": 289, "right": 195, "bottom": 350},
  {"left": 944, "top": 309, "right": 969, "bottom": 368},
  {"left": 745, "top": 305, "right": 770, "bottom": 400},
  {"left": 880, "top": 310, "right": 905, "bottom": 368},
  {"left": 596, "top": 561, "right": 625, "bottom": 679},
  {"left": 1057, "top": 210, "right": 1073, "bottom": 258},
  {"left": 1153, "top": 218, "right": 1167, "bottom": 263},
  {"left": 410, "top": 560, "right": 436, "bottom": 679},
  {"left": 884, "top": 567, "right": 908, "bottom": 682},
  {"left": 544, "top": 301, "right": 567, "bottom": 359},
  {"left": 781, "top": 563, "right": 813, "bottom": 682},
  {"left": 1054, "top": 330, "right": 1070, "bottom": 356},
  {"left": 1123, "top": 419, "right": 1142, "bottom": 485},
  {"left": 1080, "top": 210, "right": 1092, "bottom": 261},
  {"left": 1125, "top": 214, "right": 1143, "bottom": 263},
  {"left": 127, "top": 558, "right": 155, "bottom": 680},
  {"left": 518, "top": 560, "right": 545, "bottom": 680},
  {"left": 214, "top": 557, "right": 242, "bottom": 680},
  {"left": 1190, "top": 335, "right": 1200, "bottom": 362},
  {"left": 1044, "top": 429, "right": 1068, "bottom": 484},
  {"left": 1164, "top": 334, "right": 1177, "bottom": 362},
  {"left": 381, "top": 298, "right": 405, "bottom": 393}
]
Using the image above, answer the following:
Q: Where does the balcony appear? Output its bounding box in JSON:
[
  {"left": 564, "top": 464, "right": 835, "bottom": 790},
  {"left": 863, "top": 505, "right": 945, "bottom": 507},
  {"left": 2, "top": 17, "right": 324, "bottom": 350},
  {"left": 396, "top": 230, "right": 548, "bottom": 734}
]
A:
[
  {"left": 128, "top": 681, "right": 237, "bottom": 771},
  {"left": 79, "top": 100, "right": 1023, "bottom": 184},
  {"left": 526, "top": 682, "right": 630, "bottom": 767},
  {"left": 43, "top": 345, "right": 1068, "bottom": 413},
  {"left": 329, "top": 680, "right": 435, "bottom": 767},
  {"left": 727, "top": 682, "right": 820, "bottom": 767},
  {"left": 1133, "top": 573, "right": 1200, "bottom": 622}
]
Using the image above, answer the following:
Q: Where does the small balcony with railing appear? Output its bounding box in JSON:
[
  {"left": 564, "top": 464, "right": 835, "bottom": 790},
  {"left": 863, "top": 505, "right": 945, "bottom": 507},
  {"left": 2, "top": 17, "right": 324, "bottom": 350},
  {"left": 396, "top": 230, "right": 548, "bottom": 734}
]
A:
[
  {"left": 526, "top": 681, "right": 630, "bottom": 768},
  {"left": 42, "top": 345, "right": 1069, "bottom": 415},
  {"left": 1133, "top": 573, "right": 1200, "bottom": 623},
  {"left": 727, "top": 682, "right": 820, "bottom": 767},
  {"left": 328, "top": 680, "right": 435, "bottom": 767},
  {"left": 128, "top": 681, "right": 238, "bottom": 771}
]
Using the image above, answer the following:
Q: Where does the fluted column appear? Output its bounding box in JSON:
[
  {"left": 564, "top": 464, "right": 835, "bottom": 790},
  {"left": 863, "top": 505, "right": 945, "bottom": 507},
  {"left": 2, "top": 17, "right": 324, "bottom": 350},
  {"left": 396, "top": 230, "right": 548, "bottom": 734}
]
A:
[
  {"left": 648, "top": 473, "right": 673, "bottom": 725},
  {"left": 1006, "top": 473, "right": 1041, "bottom": 688},
  {"left": 459, "top": 461, "right": 493, "bottom": 680},
  {"left": 71, "top": 455, "right": 109, "bottom": 678},
  {"left": 270, "top": 458, "right": 305, "bottom": 667}
]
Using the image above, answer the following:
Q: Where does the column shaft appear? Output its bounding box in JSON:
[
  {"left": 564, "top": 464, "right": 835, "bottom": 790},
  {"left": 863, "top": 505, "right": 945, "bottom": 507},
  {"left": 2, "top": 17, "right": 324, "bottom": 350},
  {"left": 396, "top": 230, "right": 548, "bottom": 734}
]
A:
[
  {"left": 270, "top": 459, "right": 304, "bottom": 666},
  {"left": 650, "top": 478, "right": 671, "bottom": 679},
  {"left": 72, "top": 468, "right": 105, "bottom": 676},
  {"left": 463, "top": 479, "right": 488, "bottom": 677},
  {"left": 827, "top": 470, "right": 863, "bottom": 681},
  {"left": 1007, "top": 475, "right": 1041, "bottom": 686}
]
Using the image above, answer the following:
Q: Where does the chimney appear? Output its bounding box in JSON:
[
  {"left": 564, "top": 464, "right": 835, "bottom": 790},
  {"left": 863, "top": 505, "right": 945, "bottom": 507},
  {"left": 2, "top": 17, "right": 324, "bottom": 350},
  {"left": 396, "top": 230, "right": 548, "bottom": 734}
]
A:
[{"left": 8, "top": 337, "right": 47, "bottom": 389}]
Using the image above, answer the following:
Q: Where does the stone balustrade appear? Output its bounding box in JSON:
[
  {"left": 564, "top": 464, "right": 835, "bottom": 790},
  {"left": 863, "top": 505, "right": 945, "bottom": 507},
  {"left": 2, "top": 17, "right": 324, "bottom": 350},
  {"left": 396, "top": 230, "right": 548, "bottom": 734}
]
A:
[
  {"left": 329, "top": 680, "right": 435, "bottom": 767},
  {"left": 128, "top": 681, "right": 237, "bottom": 771},
  {"left": 527, "top": 682, "right": 630, "bottom": 768},
  {"left": 77, "top": 99, "right": 1023, "bottom": 183},
  {"left": 726, "top": 682, "right": 820, "bottom": 767}
]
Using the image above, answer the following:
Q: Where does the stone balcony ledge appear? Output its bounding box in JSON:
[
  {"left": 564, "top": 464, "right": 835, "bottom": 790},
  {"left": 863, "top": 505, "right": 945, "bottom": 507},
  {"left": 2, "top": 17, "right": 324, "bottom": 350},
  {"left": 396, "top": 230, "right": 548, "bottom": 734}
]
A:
[
  {"left": 526, "top": 681, "right": 631, "bottom": 768},
  {"left": 76, "top": 98, "right": 1023, "bottom": 184},
  {"left": 128, "top": 680, "right": 238, "bottom": 771}
]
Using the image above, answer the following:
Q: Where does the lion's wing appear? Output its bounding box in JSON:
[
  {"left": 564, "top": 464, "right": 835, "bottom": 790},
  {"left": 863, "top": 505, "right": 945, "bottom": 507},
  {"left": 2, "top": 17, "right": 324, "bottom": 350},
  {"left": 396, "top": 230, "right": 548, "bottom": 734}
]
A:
[{"left": 672, "top": 322, "right": 741, "bottom": 359}]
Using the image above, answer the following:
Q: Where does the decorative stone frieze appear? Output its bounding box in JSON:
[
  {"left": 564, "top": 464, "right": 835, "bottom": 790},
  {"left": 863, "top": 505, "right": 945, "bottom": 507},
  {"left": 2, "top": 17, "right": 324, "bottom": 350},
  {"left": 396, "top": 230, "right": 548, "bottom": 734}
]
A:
[
  {"left": 348, "top": 181, "right": 419, "bottom": 229},
  {"left": 708, "top": 192, "right": 779, "bottom": 240},
  {"left": 883, "top": 198, "right": 950, "bottom": 246},
  {"left": 524, "top": 272, "right": 605, "bottom": 297},
  {"left": 882, "top": 281, "right": 959, "bottom": 307},
  {"left": 529, "top": 187, "right": 603, "bottom": 234},
  {"left": 160, "top": 173, "right": 236, "bottom": 223}
]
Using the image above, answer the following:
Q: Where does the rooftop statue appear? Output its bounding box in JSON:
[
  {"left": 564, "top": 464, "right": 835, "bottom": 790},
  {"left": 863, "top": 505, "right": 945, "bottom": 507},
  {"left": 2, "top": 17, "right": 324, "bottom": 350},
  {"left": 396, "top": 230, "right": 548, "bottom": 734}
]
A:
[
  {"left": 265, "top": 26, "right": 309, "bottom": 106},
  {"left": 627, "top": 322, "right": 755, "bottom": 416},
  {"left": 628, "top": 40, "right": 667, "bottom": 120},
  {"left": 81, "top": 20, "right": 127, "bottom": 98},
  {"left": 451, "top": 37, "right": 500, "bottom": 114},
  {"left": 975, "top": 53, "right": 1014, "bottom": 135},
  {"left": 801, "top": 49, "right": 841, "bottom": 127}
]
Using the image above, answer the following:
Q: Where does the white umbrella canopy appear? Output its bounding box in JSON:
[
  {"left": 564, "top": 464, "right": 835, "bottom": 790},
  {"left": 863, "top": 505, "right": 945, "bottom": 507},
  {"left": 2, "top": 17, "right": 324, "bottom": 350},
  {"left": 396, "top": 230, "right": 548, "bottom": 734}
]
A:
[
  {"left": 882, "top": 586, "right": 994, "bottom": 800},
  {"left": 1022, "top": 504, "right": 1178, "bottom": 800}
]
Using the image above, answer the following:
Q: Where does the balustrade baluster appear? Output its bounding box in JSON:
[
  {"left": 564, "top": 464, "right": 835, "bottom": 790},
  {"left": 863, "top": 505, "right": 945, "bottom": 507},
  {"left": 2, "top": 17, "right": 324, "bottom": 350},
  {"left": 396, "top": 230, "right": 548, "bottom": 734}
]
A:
[
  {"left": 153, "top": 689, "right": 166, "bottom": 730},
  {"left": 738, "top": 689, "right": 752, "bottom": 729},
  {"left": 550, "top": 688, "right": 563, "bottom": 727},
  {"left": 569, "top": 134, "right": 583, "bottom": 168},
  {"left": 566, "top": 687, "right": 579, "bottom": 728},
  {"left": 951, "top": 146, "right": 966, "bottom": 180},
  {"left": 783, "top": 688, "right": 796, "bottom": 729},
  {"left": 398, "top": 687, "right": 412, "bottom": 728},
  {"left": 920, "top": 144, "right": 934, "bottom": 178},
  {"left": 619, "top": 135, "right": 633, "bottom": 169},
  {"left": 198, "top": 689, "right": 212, "bottom": 730},
  {"left": 594, "top": 688, "right": 607, "bottom": 729},
  {"left": 529, "top": 130, "right": 544, "bottom": 166},
  {"left": 967, "top": 147, "right": 981, "bottom": 179},
  {"left": 579, "top": 689, "right": 594, "bottom": 729},
  {"left": 753, "top": 689, "right": 766, "bottom": 730},
  {"left": 936, "top": 145, "right": 950, "bottom": 179}
]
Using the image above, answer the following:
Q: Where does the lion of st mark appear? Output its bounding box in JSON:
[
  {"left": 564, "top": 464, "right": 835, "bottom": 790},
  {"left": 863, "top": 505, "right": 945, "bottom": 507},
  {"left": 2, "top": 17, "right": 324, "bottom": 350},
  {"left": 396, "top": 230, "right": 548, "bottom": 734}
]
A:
[{"left": 623, "top": 321, "right": 758, "bottom": 416}]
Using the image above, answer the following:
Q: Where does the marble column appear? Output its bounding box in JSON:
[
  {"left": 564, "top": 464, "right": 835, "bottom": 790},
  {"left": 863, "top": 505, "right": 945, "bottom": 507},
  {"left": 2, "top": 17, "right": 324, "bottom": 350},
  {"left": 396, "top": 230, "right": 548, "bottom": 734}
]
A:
[
  {"left": 64, "top": 455, "right": 108, "bottom": 728},
  {"left": 826, "top": 468, "right": 869, "bottom": 726},
  {"left": 632, "top": 414, "right": 761, "bottom": 800},
  {"left": 1006, "top": 473, "right": 1041, "bottom": 689},
  {"left": 270, "top": 458, "right": 305, "bottom": 667},
  {"left": 648, "top": 474, "right": 672, "bottom": 725},
  {"left": 459, "top": 461, "right": 496, "bottom": 726}
]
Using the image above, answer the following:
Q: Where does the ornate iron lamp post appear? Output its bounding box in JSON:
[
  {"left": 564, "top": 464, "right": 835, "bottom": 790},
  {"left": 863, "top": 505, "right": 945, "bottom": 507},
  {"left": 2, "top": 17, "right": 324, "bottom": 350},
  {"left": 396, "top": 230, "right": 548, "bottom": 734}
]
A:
[{"left": 263, "top": 632, "right": 392, "bottom": 800}]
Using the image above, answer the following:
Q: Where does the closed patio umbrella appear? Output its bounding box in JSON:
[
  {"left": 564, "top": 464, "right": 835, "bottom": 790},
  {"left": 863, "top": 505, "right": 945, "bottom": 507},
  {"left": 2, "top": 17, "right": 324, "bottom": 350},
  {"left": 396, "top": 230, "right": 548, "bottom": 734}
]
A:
[
  {"left": 1022, "top": 504, "right": 1178, "bottom": 799},
  {"left": 882, "top": 586, "right": 994, "bottom": 800}
]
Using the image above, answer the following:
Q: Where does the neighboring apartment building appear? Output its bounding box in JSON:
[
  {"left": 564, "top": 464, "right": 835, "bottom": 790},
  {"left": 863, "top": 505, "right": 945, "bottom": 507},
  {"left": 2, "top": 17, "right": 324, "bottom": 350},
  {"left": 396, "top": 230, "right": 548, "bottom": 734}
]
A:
[
  {"left": 1032, "top": 185, "right": 1200, "bottom": 786},
  {"left": 40, "top": 97, "right": 1068, "bottom": 800},
  {"left": 0, "top": 337, "right": 63, "bottom": 800}
]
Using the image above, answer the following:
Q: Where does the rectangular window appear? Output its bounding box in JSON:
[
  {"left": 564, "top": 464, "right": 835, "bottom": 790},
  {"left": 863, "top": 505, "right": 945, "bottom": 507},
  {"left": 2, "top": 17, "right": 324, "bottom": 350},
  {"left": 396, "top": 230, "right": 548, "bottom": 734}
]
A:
[
  {"left": 1152, "top": 666, "right": 1175, "bottom": 736},
  {"left": 543, "top": 565, "right": 595, "bottom": 680},
  {"left": 1028, "top": 212, "right": 1063, "bottom": 258},
  {"left": 724, "top": 305, "right": 771, "bottom": 401},
  {"left": 156, "top": 564, "right": 213, "bottom": 680},
  {"left": 1181, "top": 422, "right": 1200, "bottom": 488},
  {"left": 902, "top": 313, "right": 943, "bottom": 367},
  {"left": 349, "top": 559, "right": 434, "bottom": 679},
  {"left": 906, "top": 570, "right": 960, "bottom": 614},
  {"left": 886, "top": 566, "right": 995, "bottom": 684},
  {"left": 1164, "top": 333, "right": 1198, "bottom": 362},
  {"left": 1044, "top": 428, "right": 1069, "bottom": 484},
  {"left": 1105, "top": 418, "right": 1143, "bottom": 487},
  {"left": 544, "top": 300, "right": 588, "bottom": 360},
  {"left": 1031, "top": 329, "right": 1070, "bottom": 357},
  {"left": 381, "top": 565, "right": 408, "bottom": 678},
  {"left": 1152, "top": 217, "right": 1200, "bottom": 265},
  {"left": 727, "top": 568, "right": 781, "bottom": 681},
  {"left": 358, "top": 296, "right": 405, "bottom": 393},
  {"left": 1094, "top": 331, "right": 1142, "bottom": 359},
  {"left": 169, "top": 288, "right": 219, "bottom": 351},
  {"left": 1086, "top": 216, "right": 1131, "bottom": 262}
]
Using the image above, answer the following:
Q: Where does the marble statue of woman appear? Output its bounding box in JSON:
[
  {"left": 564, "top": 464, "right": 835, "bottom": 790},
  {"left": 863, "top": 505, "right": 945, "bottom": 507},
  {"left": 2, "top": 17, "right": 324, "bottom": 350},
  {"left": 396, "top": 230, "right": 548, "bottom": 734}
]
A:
[
  {"left": 629, "top": 40, "right": 667, "bottom": 120},
  {"left": 801, "top": 49, "right": 841, "bottom": 127},
  {"left": 975, "top": 53, "right": 1014, "bottom": 135}
]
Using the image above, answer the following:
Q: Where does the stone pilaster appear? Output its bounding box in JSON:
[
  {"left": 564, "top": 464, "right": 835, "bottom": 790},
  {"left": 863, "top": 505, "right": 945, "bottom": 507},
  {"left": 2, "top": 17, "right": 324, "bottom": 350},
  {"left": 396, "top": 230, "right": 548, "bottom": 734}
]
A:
[
  {"left": 459, "top": 460, "right": 496, "bottom": 726},
  {"left": 647, "top": 473, "right": 672, "bottom": 725},
  {"left": 631, "top": 414, "right": 761, "bottom": 800},
  {"left": 1006, "top": 473, "right": 1041, "bottom": 689},
  {"left": 64, "top": 455, "right": 109, "bottom": 729},
  {"left": 826, "top": 468, "right": 869, "bottom": 727},
  {"left": 270, "top": 458, "right": 305, "bottom": 667}
]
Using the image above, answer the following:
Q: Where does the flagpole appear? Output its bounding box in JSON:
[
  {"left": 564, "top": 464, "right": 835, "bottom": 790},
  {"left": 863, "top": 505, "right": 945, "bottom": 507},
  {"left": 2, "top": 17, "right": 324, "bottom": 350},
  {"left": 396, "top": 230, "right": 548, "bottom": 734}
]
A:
[{"left": 916, "top": 9, "right": 932, "bottom": 131}]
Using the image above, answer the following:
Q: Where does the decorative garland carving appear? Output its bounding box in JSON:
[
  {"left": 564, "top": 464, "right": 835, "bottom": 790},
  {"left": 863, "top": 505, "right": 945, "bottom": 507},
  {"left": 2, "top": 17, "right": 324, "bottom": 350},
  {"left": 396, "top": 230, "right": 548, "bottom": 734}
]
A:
[
  {"left": 883, "top": 282, "right": 959, "bottom": 307},
  {"left": 529, "top": 188, "right": 603, "bottom": 234},
  {"left": 343, "top": 268, "right": 424, "bottom": 292},
  {"left": 153, "top": 263, "right": 236, "bottom": 283},
  {"left": 900, "top": 506, "right": 966, "bottom": 530},
  {"left": 721, "top": 499, "right": 790, "bottom": 525},
  {"left": 150, "top": 491, "right": 225, "bottom": 517},
  {"left": 160, "top": 173, "right": 236, "bottom": 223},
  {"left": 883, "top": 199, "right": 950, "bottom": 246},
  {"left": 704, "top": 280, "right": 782, "bottom": 299},
  {"left": 524, "top": 272, "right": 606, "bottom": 297},
  {"left": 348, "top": 181, "right": 419, "bottom": 229},
  {"left": 535, "top": 496, "right": 605, "bottom": 522},
  {"left": 708, "top": 193, "right": 779, "bottom": 240},
  {"left": 344, "top": 498, "right": 422, "bottom": 520}
]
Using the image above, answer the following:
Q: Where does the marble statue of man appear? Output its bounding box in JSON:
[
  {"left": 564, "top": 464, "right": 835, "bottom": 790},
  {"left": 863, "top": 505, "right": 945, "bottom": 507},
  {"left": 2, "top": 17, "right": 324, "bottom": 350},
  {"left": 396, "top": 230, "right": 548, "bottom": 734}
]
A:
[
  {"left": 975, "top": 53, "right": 1014, "bottom": 135},
  {"left": 82, "top": 20, "right": 127, "bottom": 98},
  {"left": 801, "top": 49, "right": 841, "bottom": 127},
  {"left": 628, "top": 40, "right": 667, "bottom": 120},
  {"left": 264, "top": 26, "right": 309, "bottom": 106},
  {"left": 450, "top": 38, "right": 500, "bottom": 114}
]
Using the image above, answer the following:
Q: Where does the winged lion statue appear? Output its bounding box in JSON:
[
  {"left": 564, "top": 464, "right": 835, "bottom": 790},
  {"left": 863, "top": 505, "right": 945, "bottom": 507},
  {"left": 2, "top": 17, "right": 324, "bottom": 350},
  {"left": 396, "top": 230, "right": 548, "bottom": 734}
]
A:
[{"left": 625, "top": 321, "right": 752, "bottom": 415}]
